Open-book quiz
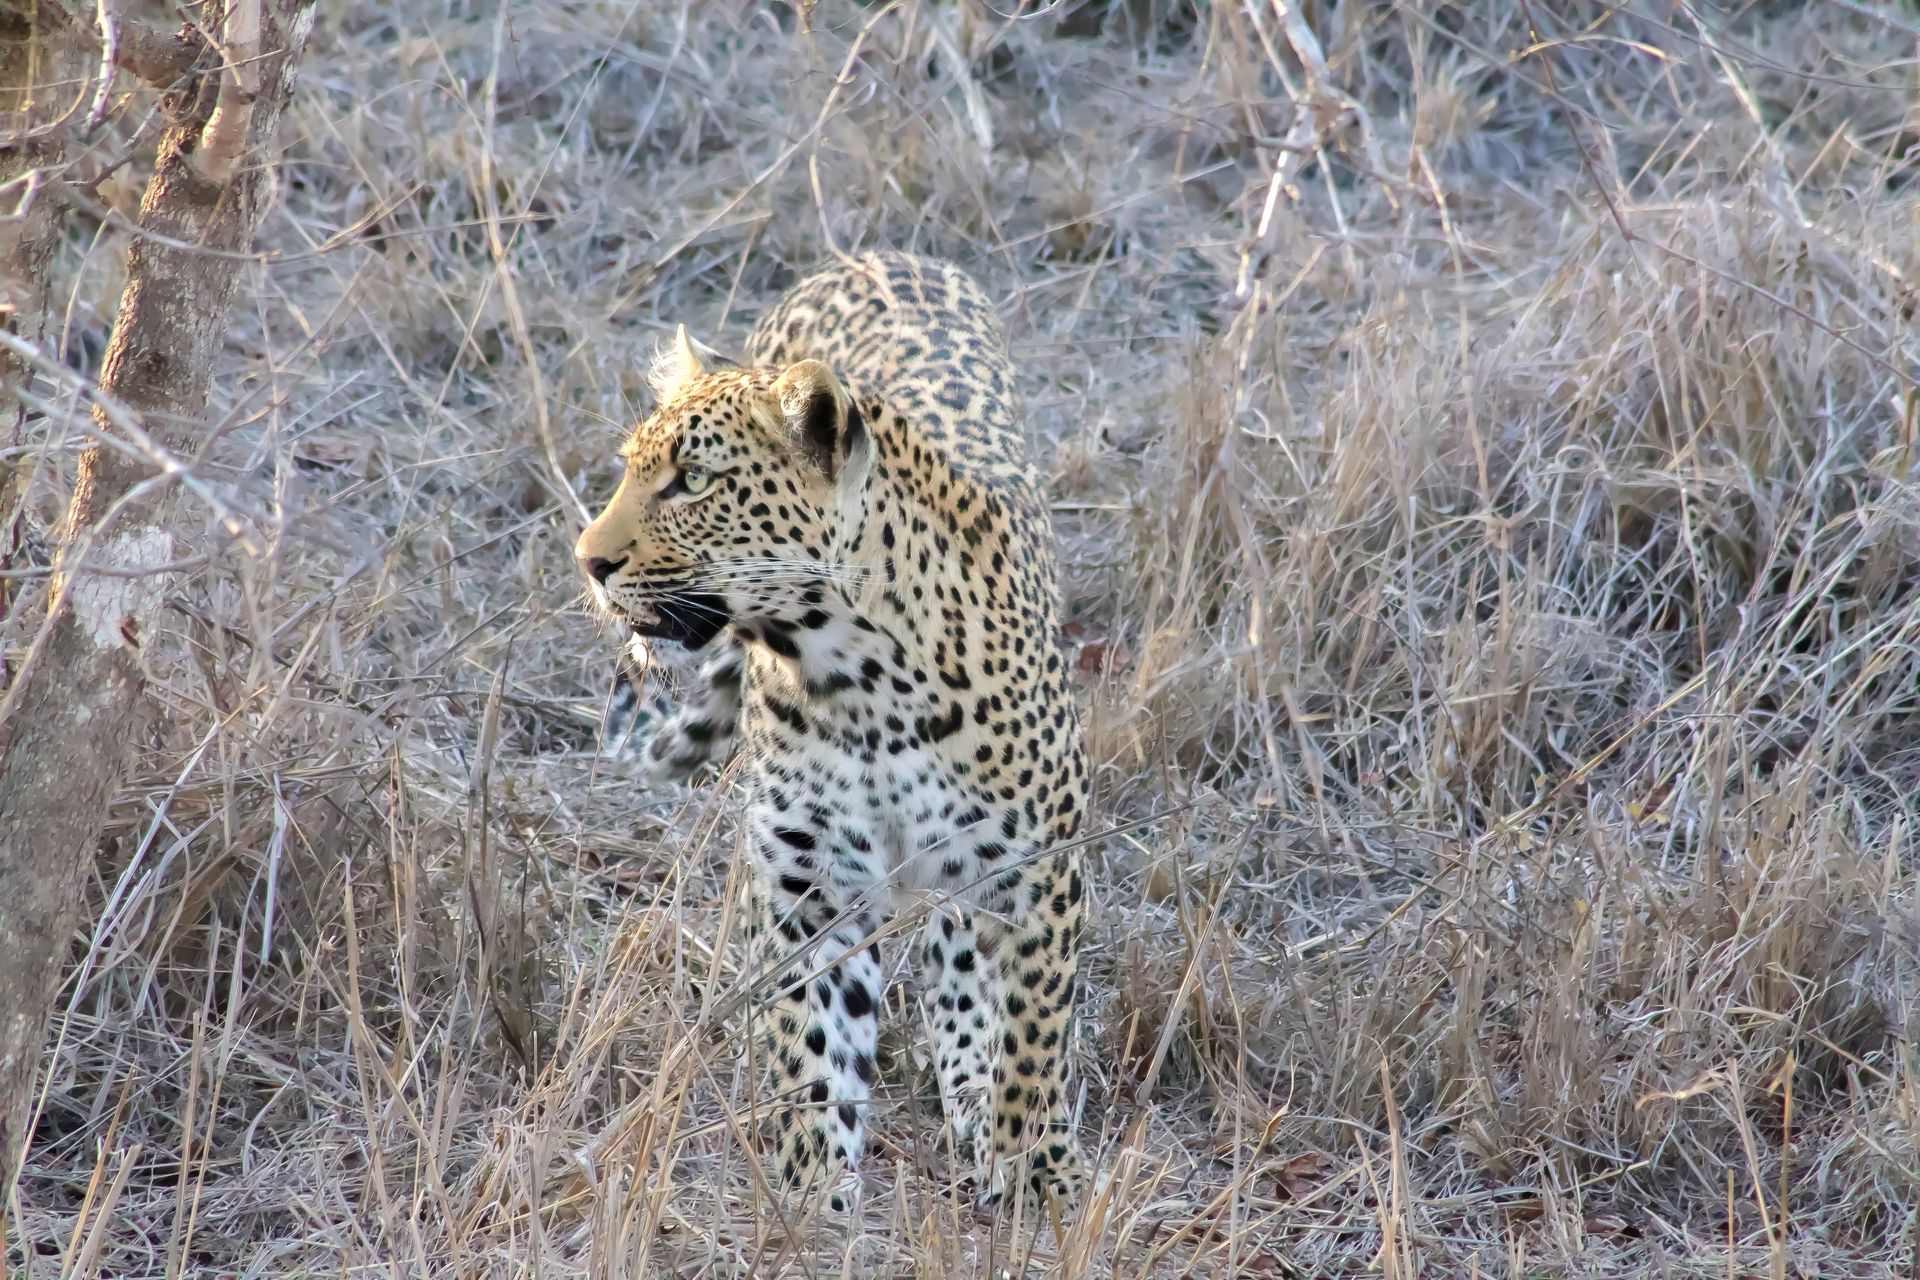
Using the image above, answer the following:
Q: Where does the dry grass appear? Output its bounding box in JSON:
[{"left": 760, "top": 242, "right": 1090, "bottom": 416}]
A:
[{"left": 5, "top": 0, "right": 1920, "bottom": 1275}]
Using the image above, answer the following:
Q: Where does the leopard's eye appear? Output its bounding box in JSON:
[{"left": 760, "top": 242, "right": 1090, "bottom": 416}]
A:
[{"left": 681, "top": 465, "right": 716, "bottom": 497}]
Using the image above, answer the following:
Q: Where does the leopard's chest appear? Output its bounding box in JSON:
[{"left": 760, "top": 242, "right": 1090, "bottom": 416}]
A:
[{"left": 740, "top": 681, "right": 1028, "bottom": 906}]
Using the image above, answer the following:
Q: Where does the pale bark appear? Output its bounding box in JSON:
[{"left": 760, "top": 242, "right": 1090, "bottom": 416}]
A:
[{"left": 0, "top": 0, "right": 316, "bottom": 1201}]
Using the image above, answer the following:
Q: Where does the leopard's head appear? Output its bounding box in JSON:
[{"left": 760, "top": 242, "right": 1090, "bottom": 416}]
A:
[{"left": 574, "top": 326, "right": 867, "bottom": 656}]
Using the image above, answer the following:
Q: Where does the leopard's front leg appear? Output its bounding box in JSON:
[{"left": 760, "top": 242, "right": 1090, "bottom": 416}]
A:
[
  {"left": 602, "top": 639, "right": 743, "bottom": 784},
  {"left": 744, "top": 811, "right": 884, "bottom": 1213}
]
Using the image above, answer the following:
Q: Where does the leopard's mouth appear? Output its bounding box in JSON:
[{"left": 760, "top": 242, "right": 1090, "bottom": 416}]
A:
[{"left": 627, "top": 590, "right": 730, "bottom": 651}]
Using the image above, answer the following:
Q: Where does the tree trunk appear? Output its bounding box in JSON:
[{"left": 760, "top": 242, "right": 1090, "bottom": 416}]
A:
[
  {"left": 0, "top": 0, "right": 316, "bottom": 1202},
  {"left": 1, "top": 3, "right": 74, "bottom": 641},
  {"left": 1, "top": 2, "right": 81, "bottom": 1212}
]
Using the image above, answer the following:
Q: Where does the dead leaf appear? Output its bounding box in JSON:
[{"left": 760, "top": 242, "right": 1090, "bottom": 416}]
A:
[
  {"left": 1143, "top": 859, "right": 1178, "bottom": 904},
  {"left": 1499, "top": 1197, "right": 1545, "bottom": 1223},
  {"left": 1076, "top": 638, "right": 1133, "bottom": 675},
  {"left": 293, "top": 434, "right": 372, "bottom": 470},
  {"left": 1271, "top": 1151, "right": 1333, "bottom": 1199}
]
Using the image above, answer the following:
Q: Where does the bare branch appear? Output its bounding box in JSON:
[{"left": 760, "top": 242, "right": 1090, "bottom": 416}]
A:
[
  {"left": 30, "top": 0, "right": 199, "bottom": 92},
  {"left": 192, "top": 0, "right": 259, "bottom": 184},
  {"left": 99, "top": 5, "right": 194, "bottom": 89}
]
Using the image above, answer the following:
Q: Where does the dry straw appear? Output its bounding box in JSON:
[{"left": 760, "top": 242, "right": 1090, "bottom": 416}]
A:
[{"left": 4, "top": 1, "right": 1918, "bottom": 1276}]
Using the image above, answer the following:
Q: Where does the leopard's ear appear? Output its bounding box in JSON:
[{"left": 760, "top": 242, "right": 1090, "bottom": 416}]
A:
[
  {"left": 769, "top": 359, "right": 854, "bottom": 481},
  {"left": 649, "top": 325, "right": 735, "bottom": 398}
]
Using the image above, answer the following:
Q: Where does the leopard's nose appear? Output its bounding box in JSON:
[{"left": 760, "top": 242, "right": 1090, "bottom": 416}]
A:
[{"left": 579, "top": 554, "right": 627, "bottom": 584}]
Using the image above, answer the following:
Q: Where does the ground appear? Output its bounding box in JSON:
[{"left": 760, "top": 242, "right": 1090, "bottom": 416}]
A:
[{"left": 5, "top": 1, "right": 1919, "bottom": 1276}]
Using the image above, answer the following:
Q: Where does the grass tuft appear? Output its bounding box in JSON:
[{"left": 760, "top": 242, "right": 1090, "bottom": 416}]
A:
[{"left": 5, "top": 1, "right": 1918, "bottom": 1274}]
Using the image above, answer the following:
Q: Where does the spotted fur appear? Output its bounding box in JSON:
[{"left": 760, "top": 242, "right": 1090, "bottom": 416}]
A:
[
  {"left": 575, "top": 252, "right": 1089, "bottom": 1211},
  {"left": 601, "top": 630, "right": 742, "bottom": 785}
]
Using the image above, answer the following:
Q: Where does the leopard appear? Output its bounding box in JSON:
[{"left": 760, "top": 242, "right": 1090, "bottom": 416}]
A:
[
  {"left": 599, "top": 625, "right": 743, "bottom": 786},
  {"left": 574, "top": 252, "right": 1091, "bottom": 1214}
]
